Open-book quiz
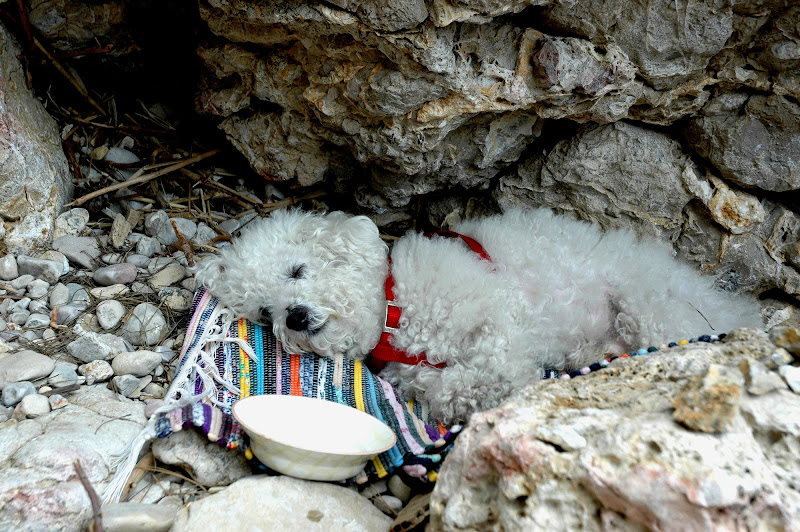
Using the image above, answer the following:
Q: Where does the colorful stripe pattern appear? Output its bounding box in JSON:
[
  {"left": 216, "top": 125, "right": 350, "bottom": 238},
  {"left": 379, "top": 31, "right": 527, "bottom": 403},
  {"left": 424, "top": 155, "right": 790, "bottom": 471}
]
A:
[{"left": 155, "top": 287, "right": 457, "bottom": 483}]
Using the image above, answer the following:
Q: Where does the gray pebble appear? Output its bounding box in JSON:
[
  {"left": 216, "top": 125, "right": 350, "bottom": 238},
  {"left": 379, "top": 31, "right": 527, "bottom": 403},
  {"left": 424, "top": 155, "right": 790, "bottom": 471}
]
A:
[
  {"left": 110, "top": 213, "right": 132, "bottom": 249},
  {"left": 120, "top": 303, "right": 167, "bottom": 346},
  {"left": 39, "top": 250, "right": 70, "bottom": 276},
  {"left": 16, "top": 256, "right": 63, "bottom": 284},
  {"left": 41, "top": 328, "right": 56, "bottom": 340},
  {"left": 57, "top": 303, "right": 88, "bottom": 325},
  {"left": 780, "top": 365, "right": 800, "bottom": 393},
  {"left": 218, "top": 218, "right": 241, "bottom": 234},
  {"left": 53, "top": 208, "right": 90, "bottom": 239},
  {"left": 125, "top": 254, "right": 152, "bottom": 268},
  {"left": 20, "top": 393, "right": 51, "bottom": 417},
  {"left": 23, "top": 313, "right": 50, "bottom": 329},
  {"left": 78, "top": 360, "right": 114, "bottom": 385},
  {"left": 0, "top": 350, "right": 55, "bottom": 387},
  {"left": 11, "top": 297, "right": 31, "bottom": 311},
  {"left": 101, "top": 253, "right": 124, "bottom": 265},
  {"left": 112, "top": 350, "right": 162, "bottom": 377},
  {"left": 141, "top": 382, "right": 166, "bottom": 399},
  {"left": 149, "top": 264, "right": 186, "bottom": 290},
  {"left": 52, "top": 235, "right": 101, "bottom": 269},
  {"left": 66, "top": 331, "right": 129, "bottom": 363},
  {"left": 192, "top": 222, "right": 216, "bottom": 245},
  {"left": 21, "top": 330, "right": 40, "bottom": 342},
  {"left": 48, "top": 361, "right": 79, "bottom": 387},
  {"left": 131, "top": 282, "right": 154, "bottom": 294},
  {"left": 99, "top": 502, "right": 177, "bottom": 532},
  {"left": 2, "top": 381, "right": 36, "bottom": 406},
  {"left": 147, "top": 257, "right": 175, "bottom": 274},
  {"left": 180, "top": 277, "right": 197, "bottom": 292},
  {"left": 28, "top": 300, "right": 49, "bottom": 314},
  {"left": 160, "top": 287, "right": 193, "bottom": 311},
  {"left": 0, "top": 254, "right": 19, "bottom": 281},
  {"left": 67, "top": 283, "right": 91, "bottom": 304},
  {"left": 144, "top": 399, "right": 166, "bottom": 418},
  {"left": 0, "top": 404, "right": 13, "bottom": 423},
  {"left": 96, "top": 300, "right": 127, "bottom": 330},
  {"left": 144, "top": 210, "right": 169, "bottom": 238},
  {"left": 9, "top": 310, "right": 31, "bottom": 325},
  {"left": 94, "top": 263, "right": 138, "bottom": 286},
  {"left": 10, "top": 275, "right": 34, "bottom": 290},
  {"left": 105, "top": 146, "right": 141, "bottom": 164},
  {"left": 112, "top": 374, "right": 143, "bottom": 397},
  {"left": 136, "top": 236, "right": 158, "bottom": 258},
  {"left": 26, "top": 279, "right": 50, "bottom": 299},
  {"left": 90, "top": 284, "right": 130, "bottom": 300},
  {"left": 49, "top": 394, "right": 68, "bottom": 409},
  {"left": 0, "top": 317, "right": 6, "bottom": 332},
  {"left": 156, "top": 217, "right": 197, "bottom": 246}
]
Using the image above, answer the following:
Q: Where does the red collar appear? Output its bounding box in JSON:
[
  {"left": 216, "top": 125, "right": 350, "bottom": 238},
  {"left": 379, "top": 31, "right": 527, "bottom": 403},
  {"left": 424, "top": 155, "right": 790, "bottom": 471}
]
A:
[{"left": 367, "top": 230, "right": 493, "bottom": 372}]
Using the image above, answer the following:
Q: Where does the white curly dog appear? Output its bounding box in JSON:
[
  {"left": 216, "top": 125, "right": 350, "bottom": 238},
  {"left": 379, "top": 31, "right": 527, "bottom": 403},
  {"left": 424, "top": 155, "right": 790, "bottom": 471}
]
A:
[{"left": 194, "top": 208, "right": 762, "bottom": 424}]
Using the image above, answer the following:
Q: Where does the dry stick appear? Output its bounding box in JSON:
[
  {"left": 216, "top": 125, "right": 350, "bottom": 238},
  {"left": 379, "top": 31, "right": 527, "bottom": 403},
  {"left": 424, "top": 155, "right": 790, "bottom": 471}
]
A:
[
  {"left": 74, "top": 460, "right": 104, "bottom": 532},
  {"left": 181, "top": 167, "right": 263, "bottom": 205},
  {"left": 170, "top": 219, "right": 195, "bottom": 267},
  {"left": 65, "top": 149, "right": 222, "bottom": 207},
  {"left": 33, "top": 37, "right": 107, "bottom": 116}
]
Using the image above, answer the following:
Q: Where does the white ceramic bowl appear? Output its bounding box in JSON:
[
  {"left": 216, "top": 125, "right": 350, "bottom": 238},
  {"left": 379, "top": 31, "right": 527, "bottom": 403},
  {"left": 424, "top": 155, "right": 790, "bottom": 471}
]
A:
[{"left": 232, "top": 395, "right": 396, "bottom": 481}]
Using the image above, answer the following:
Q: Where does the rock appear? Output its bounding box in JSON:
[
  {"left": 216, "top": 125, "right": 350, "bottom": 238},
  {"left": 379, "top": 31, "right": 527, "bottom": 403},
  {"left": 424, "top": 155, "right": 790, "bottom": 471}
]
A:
[
  {"left": 147, "top": 257, "right": 175, "bottom": 275},
  {"left": 100, "top": 502, "right": 175, "bottom": 532},
  {"left": 0, "top": 255, "right": 18, "bottom": 281},
  {"left": 769, "top": 326, "right": 800, "bottom": 358},
  {"left": 1, "top": 381, "right": 36, "bottom": 407},
  {"left": 112, "top": 374, "right": 142, "bottom": 398},
  {"left": 119, "top": 303, "right": 168, "bottom": 346},
  {"left": 22, "top": 314, "right": 50, "bottom": 329},
  {"left": 78, "top": 360, "right": 114, "bottom": 385},
  {"left": 66, "top": 331, "right": 129, "bottom": 363},
  {"left": 157, "top": 217, "right": 196, "bottom": 247},
  {"left": 93, "top": 263, "right": 138, "bottom": 286},
  {"left": 125, "top": 254, "right": 151, "bottom": 268},
  {"left": 0, "top": 22, "right": 72, "bottom": 254},
  {"left": 159, "top": 288, "right": 193, "bottom": 311},
  {"left": 19, "top": 394, "right": 50, "bottom": 418},
  {"left": 0, "top": 385, "right": 146, "bottom": 531},
  {"left": 740, "top": 359, "right": 786, "bottom": 396},
  {"left": 170, "top": 476, "right": 392, "bottom": 532},
  {"left": 111, "top": 350, "right": 161, "bottom": 377},
  {"left": 47, "top": 361, "right": 79, "bottom": 387},
  {"left": 38, "top": 250, "right": 70, "bottom": 277},
  {"left": 110, "top": 213, "right": 132, "bottom": 249},
  {"left": 151, "top": 429, "right": 251, "bottom": 487},
  {"left": 48, "top": 394, "right": 68, "bottom": 410},
  {"left": 25, "top": 279, "right": 50, "bottom": 299},
  {"left": 90, "top": 284, "right": 131, "bottom": 300},
  {"left": 147, "top": 263, "right": 186, "bottom": 290},
  {"left": 673, "top": 363, "right": 744, "bottom": 433},
  {"left": 96, "top": 300, "right": 127, "bottom": 330},
  {"left": 144, "top": 210, "right": 169, "bottom": 238},
  {"left": 52, "top": 235, "right": 101, "bottom": 269},
  {"left": 136, "top": 236, "right": 158, "bottom": 258},
  {"left": 104, "top": 147, "right": 141, "bottom": 165},
  {"left": 779, "top": 365, "right": 800, "bottom": 393},
  {"left": 388, "top": 474, "right": 412, "bottom": 504},
  {"left": 52, "top": 208, "right": 90, "bottom": 240},
  {"left": 15, "top": 255, "right": 63, "bottom": 284},
  {"left": 9, "top": 275, "right": 34, "bottom": 291},
  {"left": 0, "top": 350, "right": 55, "bottom": 388},
  {"left": 144, "top": 399, "right": 165, "bottom": 418},
  {"left": 56, "top": 302, "right": 88, "bottom": 325},
  {"left": 192, "top": 223, "right": 216, "bottom": 245},
  {"left": 430, "top": 333, "right": 800, "bottom": 531},
  {"left": 140, "top": 382, "right": 165, "bottom": 399},
  {"left": 67, "top": 283, "right": 91, "bottom": 304},
  {"left": 8, "top": 310, "right": 30, "bottom": 326}
]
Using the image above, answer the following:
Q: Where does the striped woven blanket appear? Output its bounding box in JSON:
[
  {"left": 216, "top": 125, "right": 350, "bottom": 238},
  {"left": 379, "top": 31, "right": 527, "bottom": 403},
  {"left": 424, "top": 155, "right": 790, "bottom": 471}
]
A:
[{"left": 103, "top": 287, "right": 457, "bottom": 503}]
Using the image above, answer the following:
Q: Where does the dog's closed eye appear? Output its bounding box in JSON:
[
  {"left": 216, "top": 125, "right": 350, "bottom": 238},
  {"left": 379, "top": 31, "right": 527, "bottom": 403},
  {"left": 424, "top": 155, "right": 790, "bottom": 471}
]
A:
[
  {"left": 258, "top": 307, "right": 273, "bottom": 327},
  {"left": 289, "top": 264, "right": 306, "bottom": 280}
]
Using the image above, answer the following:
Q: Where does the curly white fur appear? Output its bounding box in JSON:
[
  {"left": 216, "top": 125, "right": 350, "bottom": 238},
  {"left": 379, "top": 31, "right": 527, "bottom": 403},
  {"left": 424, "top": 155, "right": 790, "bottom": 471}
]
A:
[{"left": 195, "top": 208, "right": 763, "bottom": 424}]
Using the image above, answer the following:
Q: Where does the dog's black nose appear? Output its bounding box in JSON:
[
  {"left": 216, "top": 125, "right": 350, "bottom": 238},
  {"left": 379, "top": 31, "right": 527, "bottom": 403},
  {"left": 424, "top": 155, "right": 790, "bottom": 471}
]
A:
[{"left": 286, "top": 306, "right": 310, "bottom": 331}]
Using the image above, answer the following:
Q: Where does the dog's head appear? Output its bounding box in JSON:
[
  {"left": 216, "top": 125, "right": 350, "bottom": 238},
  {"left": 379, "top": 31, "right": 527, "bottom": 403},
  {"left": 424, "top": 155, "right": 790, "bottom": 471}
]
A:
[{"left": 194, "top": 209, "right": 388, "bottom": 358}]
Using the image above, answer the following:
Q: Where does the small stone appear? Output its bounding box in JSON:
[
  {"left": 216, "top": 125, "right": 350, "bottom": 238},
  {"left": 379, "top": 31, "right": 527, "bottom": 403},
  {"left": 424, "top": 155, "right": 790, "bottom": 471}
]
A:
[
  {"left": 53, "top": 208, "right": 90, "bottom": 239},
  {"left": 25, "top": 279, "right": 50, "bottom": 299},
  {"left": 673, "top": 364, "right": 743, "bottom": 433},
  {"left": 156, "top": 217, "right": 197, "bottom": 247},
  {"left": 136, "top": 236, "right": 158, "bottom": 258},
  {"left": 112, "top": 374, "right": 144, "bottom": 398},
  {"left": 56, "top": 302, "right": 88, "bottom": 325},
  {"left": 192, "top": 223, "right": 216, "bottom": 245},
  {"left": 779, "top": 365, "right": 800, "bottom": 393},
  {"left": 180, "top": 277, "right": 197, "bottom": 292},
  {"left": 20, "top": 393, "right": 51, "bottom": 417},
  {"left": 9, "top": 310, "right": 30, "bottom": 325},
  {"left": 374, "top": 494, "right": 404, "bottom": 514},
  {"left": 131, "top": 282, "right": 154, "bottom": 294},
  {"left": 0, "top": 404, "right": 13, "bottom": 422},
  {"left": 152, "top": 429, "right": 251, "bottom": 487},
  {"left": 23, "top": 313, "right": 50, "bottom": 329},
  {"left": 0, "top": 254, "right": 19, "bottom": 281},
  {"left": 104, "top": 146, "right": 141, "bottom": 164},
  {"left": 41, "top": 328, "right": 56, "bottom": 340},
  {"left": 14, "top": 256, "right": 61, "bottom": 285},
  {"left": 10, "top": 297, "right": 30, "bottom": 311},
  {"left": 144, "top": 210, "right": 169, "bottom": 238},
  {"left": 66, "top": 331, "right": 129, "bottom": 363},
  {"left": 96, "top": 300, "right": 127, "bottom": 330},
  {"left": 218, "top": 218, "right": 241, "bottom": 234},
  {"left": 48, "top": 361, "right": 79, "bottom": 387},
  {"left": 102, "top": 253, "right": 124, "bottom": 265},
  {"left": 29, "top": 300, "right": 48, "bottom": 314},
  {"left": 125, "top": 254, "right": 151, "bottom": 268},
  {"left": 144, "top": 399, "right": 165, "bottom": 418},
  {"left": 52, "top": 236, "right": 102, "bottom": 269},
  {"left": 94, "top": 263, "right": 138, "bottom": 286},
  {"left": 739, "top": 359, "right": 785, "bottom": 396},
  {"left": 100, "top": 502, "right": 176, "bottom": 532},
  {"left": 388, "top": 474, "right": 412, "bottom": 504},
  {"left": 76, "top": 313, "right": 101, "bottom": 332},
  {"left": 120, "top": 303, "right": 168, "bottom": 346},
  {"left": 48, "top": 394, "right": 68, "bottom": 409},
  {"left": 39, "top": 250, "right": 70, "bottom": 276},
  {"left": 78, "top": 360, "right": 114, "bottom": 385},
  {"left": 770, "top": 326, "right": 800, "bottom": 359},
  {"left": 141, "top": 382, "right": 166, "bottom": 399},
  {"left": 67, "top": 283, "right": 91, "bottom": 304},
  {"left": 1, "top": 381, "right": 36, "bottom": 406},
  {"left": 90, "top": 284, "right": 131, "bottom": 300},
  {"left": 147, "top": 257, "right": 175, "bottom": 275},
  {"left": 0, "top": 350, "right": 54, "bottom": 387},
  {"left": 763, "top": 348, "right": 794, "bottom": 369},
  {"left": 148, "top": 264, "right": 186, "bottom": 290},
  {"left": 110, "top": 213, "right": 132, "bottom": 249},
  {"left": 160, "top": 288, "right": 193, "bottom": 311},
  {"left": 112, "top": 350, "right": 162, "bottom": 377},
  {"left": 9, "top": 275, "right": 34, "bottom": 290}
]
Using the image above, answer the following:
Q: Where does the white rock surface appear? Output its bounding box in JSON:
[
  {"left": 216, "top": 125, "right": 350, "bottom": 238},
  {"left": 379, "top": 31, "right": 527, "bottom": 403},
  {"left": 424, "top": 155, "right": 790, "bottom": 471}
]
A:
[
  {"left": 120, "top": 303, "right": 168, "bottom": 346},
  {"left": 111, "top": 350, "right": 161, "bottom": 377},
  {"left": 0, "top": 350, "right": 55, "bottom": 388},
  {"left": 53, "top": 208, "right": 90, "bottom": 240},
  {"left": 78, "top": 360, "right": 114, "bottom": 385},
  {"left": 66, "top": 331, "right": 129, "bottom": 363},
  {"left": 99, "top": 502, "right": 175, "bottom": 532},
  {"left": 19, "top": 394, "right": 51, "bottom": 417},
  {"left": 96, "top": 300, "right": 127, "bottom": 330},
  {"left": 151, "top": 429, "right": 251, "bottom": 487},
  {"left": 170, "top": 475, "right": 392, "bottom": 532}
]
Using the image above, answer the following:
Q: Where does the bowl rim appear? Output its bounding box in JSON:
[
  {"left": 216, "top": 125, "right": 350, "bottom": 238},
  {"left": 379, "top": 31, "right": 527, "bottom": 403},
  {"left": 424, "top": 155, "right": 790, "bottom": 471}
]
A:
[{"left": 232, "top": 395, "right": 397, "bottom": 457}]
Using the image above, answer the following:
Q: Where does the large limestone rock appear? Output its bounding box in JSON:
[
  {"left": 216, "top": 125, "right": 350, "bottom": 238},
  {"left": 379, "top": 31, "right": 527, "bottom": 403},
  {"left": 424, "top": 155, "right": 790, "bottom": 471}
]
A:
[
  {"left": 430, "top": 329, "right": 800, "bottom": 531},
  {"left": 0, "top": 22, "right": 72, "bottom": 253},
  {"left": 0, "top": 386, "right": 147, "bottom": 532}
]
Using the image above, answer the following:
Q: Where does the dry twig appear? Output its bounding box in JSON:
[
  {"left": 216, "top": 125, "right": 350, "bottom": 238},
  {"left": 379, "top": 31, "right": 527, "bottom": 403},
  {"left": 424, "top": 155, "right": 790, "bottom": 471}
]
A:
[
  {"left": 34, "top": 37, "right": 107, "bottom": 116},
  {"left": 74, "top": 460, "right": 104, "bottom": 532}
]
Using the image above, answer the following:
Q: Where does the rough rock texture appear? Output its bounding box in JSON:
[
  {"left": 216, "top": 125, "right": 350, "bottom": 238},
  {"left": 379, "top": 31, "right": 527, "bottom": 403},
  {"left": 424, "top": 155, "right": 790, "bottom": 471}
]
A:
[
  {"left": 0, "top": 386, "right": 146, "bottom": 532},
  {"left": 429, "top": 329, "right": 800, "bottom": 531},
  {"left": 0, "top": 22, "right": 72, "bottom": 252},
  {"left": 170, "top": 475, "right": 392, "bottom": 532}
]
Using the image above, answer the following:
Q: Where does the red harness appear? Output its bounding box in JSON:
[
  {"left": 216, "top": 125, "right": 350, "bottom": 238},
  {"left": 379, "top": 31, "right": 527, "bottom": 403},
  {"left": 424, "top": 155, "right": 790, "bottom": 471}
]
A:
[{"left": 367, "top": 230, "right": 493, "bottom": 372}]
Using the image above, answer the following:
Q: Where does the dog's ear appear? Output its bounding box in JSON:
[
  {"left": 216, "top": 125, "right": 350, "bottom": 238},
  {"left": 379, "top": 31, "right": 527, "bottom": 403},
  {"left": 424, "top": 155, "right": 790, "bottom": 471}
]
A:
[{"left": 323, "top": 212, "right": 388, "bottom": 265}]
